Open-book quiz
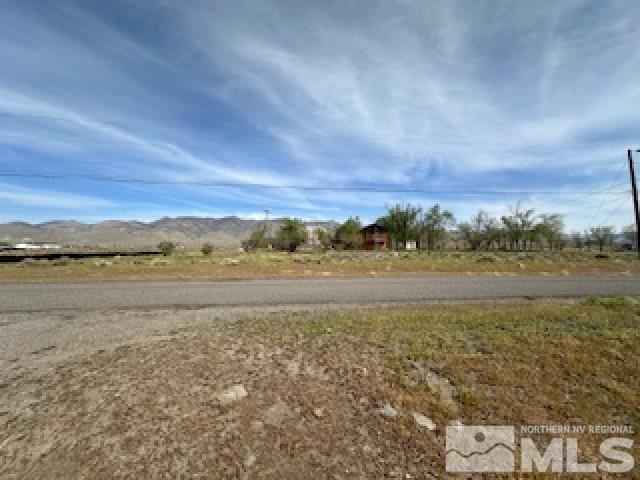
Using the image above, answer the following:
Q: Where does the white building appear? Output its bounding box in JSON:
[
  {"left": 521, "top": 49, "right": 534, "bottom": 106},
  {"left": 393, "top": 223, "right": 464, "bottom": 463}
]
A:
[
  {"left": 14, "top": 242, "right": 62, "bottom": 250},
  {"left": 305, "top": 224, "right": 328, "bottom": 246}
]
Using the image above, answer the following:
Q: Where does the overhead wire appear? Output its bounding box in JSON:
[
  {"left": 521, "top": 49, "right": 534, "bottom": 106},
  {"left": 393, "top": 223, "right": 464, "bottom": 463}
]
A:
[{"left": 0, "top": 171, "right": 630, "bottom": 196}]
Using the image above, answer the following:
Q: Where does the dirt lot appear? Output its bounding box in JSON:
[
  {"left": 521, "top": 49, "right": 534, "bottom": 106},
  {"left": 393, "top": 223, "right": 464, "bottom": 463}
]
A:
[
  {"left": 1, "top": 249, "right": 638, "bottom": 283},
  {"left": 1, "top": 300, "right": 639, "bottom": 478}
]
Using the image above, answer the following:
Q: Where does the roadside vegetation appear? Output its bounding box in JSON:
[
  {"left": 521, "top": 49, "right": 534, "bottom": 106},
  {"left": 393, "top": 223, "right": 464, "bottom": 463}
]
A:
[
  {"left": 200, "top": 243, "right": 214, "bottom": 256},
  {"left": 292, "top": 299, "right": 639, "bottom": 427},
  {"left": 1, "top": 248, "right": 639, "bottom": 282}
]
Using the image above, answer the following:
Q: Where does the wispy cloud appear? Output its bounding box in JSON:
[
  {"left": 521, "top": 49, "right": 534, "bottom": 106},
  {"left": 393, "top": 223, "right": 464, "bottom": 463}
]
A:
[
  {"left": 0, "top": 183, "right": 115, "bottom": 208},
  {"left": 0, "top": 0, "right": 638, "bottom": 229}
]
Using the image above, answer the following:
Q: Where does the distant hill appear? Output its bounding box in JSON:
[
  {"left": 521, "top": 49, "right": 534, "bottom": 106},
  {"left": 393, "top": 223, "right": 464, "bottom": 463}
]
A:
[{"left": 0, "top": 217, "right": 337, "bottom": 248}]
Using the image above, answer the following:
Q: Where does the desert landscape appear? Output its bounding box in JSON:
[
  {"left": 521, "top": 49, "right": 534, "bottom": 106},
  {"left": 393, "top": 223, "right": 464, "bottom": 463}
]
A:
[{"left": 2, "top": 0, "right": 640, "bottom": 477}]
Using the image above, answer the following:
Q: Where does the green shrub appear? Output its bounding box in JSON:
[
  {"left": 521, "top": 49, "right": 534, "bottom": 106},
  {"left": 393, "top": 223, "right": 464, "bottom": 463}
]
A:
[
  {"left": 246, "top": 225, "right": 269, "bottom": 250},
  {"left": 158, "top": 241, "right": 176, "bottom": 256},
  {"left": 584, "top": 296, "right": 635, "bottom": 311},
  {"left": 275, "top": 218, "right": 307, "bottom": 252},
  {"left": 201, "top": 243, "right": 214, "bottom": 256}
]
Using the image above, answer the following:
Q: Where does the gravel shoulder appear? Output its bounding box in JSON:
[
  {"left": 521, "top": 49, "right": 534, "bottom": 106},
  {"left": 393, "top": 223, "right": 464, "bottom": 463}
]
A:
[{"left": 0, "top": 305, "right": 351, "bottom": 375}]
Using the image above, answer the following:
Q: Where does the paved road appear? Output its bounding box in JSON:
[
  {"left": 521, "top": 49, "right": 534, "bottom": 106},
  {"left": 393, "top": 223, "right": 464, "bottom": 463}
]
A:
[{"left": 0, "top": 276, "right": 638, "bottom": 312}]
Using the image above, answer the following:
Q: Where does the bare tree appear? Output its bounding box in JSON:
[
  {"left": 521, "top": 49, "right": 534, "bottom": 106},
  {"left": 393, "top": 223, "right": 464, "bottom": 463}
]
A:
[
  {"left": 501, "top": 202, "right": 536, "bottom": 251},
  {"left": 571, "top": 232, "right": 584, "bottom": 250},
  {"left": 458, "top": 210, "right": 498, "bottom": 250},
  {"left": 589, "top": 226, "right": 614, "bottom": 253}
]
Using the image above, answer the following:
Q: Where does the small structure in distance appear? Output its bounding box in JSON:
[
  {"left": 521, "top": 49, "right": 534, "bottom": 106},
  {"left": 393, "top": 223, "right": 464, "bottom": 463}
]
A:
[
  {"left": 13, "top": 242, "right": 63, "bottom": 250},
  {"left": 360, "top": 223, "right": 389, "bottom": 250}
]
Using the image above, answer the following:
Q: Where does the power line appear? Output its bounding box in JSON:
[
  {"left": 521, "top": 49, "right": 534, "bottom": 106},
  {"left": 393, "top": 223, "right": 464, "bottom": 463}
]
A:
[
  {"left": 583, "top": 160, "right": 630, "bottom": 228},
  {"left": 0, "top": 171, "right": 629, "bottom": 196},
  {"left": 591, "top": 195, "right": 631, "bottom": 229},
  {"left": 556, "top": 192, "right": 629, "bottom": 217}
]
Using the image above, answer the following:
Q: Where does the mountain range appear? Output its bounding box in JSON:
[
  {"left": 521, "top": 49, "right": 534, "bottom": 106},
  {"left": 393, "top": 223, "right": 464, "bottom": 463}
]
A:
[{"left": 0, "top": 217, "right": 337, "bottom": 248}]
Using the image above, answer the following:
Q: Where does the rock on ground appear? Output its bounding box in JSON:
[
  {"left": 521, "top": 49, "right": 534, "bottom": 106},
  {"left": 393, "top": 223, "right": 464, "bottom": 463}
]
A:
[
  {"left": 379, "top": 403, "right": 398, "bottom": 419},
  {"left": 412, "top": 412, "right": 436, "bottom": 431},
  {"left": 216, "top": 384, "right": 248, "bottom": 405}
]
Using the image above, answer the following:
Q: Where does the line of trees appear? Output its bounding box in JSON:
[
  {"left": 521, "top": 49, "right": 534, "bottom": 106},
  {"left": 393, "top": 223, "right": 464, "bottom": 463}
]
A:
[
  {"left": 458, "top": 203, "right": 565, "bottom": 251},
  {"left": 369, "top": 201, "right": 565, "bottom": 251},
  {"left": 243, "top": 201, "right": 635, "bottom": 253}
]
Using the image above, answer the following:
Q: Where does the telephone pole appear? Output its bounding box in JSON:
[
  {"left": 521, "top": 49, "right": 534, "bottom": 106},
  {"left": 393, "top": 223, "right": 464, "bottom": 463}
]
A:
[
  {"left": 263, "top": 208, "right": 271, "bottom": 238},
  {"left": 628, "top": 149, "right": 640, "bottom": 259}
]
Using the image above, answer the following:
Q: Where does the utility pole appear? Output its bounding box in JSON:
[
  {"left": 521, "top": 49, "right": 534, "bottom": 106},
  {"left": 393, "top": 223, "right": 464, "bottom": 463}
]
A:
[
  {"left": 263, "top": 208, "right": 271, "bottom": 238},
  {"left": 628, "top": 149, "right": 640, "bottom": 259}
]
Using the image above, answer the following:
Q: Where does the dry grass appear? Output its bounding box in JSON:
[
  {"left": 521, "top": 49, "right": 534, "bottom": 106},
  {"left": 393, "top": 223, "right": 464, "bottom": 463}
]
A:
[
  {"left": 1, "top": 249, "right": 638, "bottom": 282},
  {"left": 1, "top": 299, "right": 638, "bottom": 478},
  {"left": 296, "top": 299, "right": 640, "bottom": 428}
]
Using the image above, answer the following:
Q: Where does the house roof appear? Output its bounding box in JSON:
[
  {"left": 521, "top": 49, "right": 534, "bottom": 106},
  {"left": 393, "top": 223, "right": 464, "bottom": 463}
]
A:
[{"left": 360, "top": 223, "right": 388, "bottom": 233}]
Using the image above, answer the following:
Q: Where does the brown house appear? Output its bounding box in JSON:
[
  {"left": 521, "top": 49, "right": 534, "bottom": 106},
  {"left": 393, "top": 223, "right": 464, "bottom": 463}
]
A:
[{"left": 360, "top": 223, "right": 389, "bottom": 250}]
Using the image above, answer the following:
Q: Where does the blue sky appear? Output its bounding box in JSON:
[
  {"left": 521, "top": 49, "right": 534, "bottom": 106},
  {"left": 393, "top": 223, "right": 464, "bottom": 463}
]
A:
[{"left": 0, "top": 0, "right": 639, "bottom": 231}]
